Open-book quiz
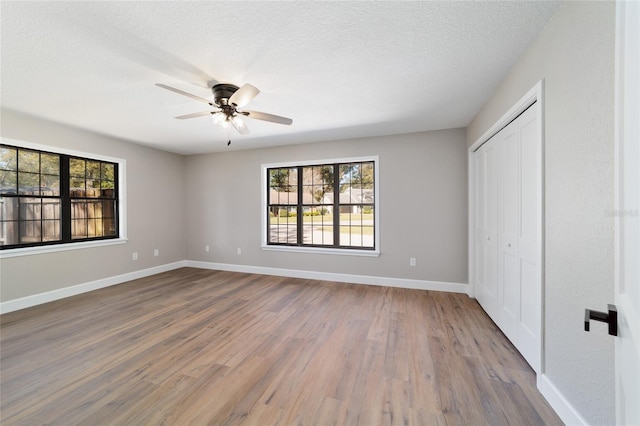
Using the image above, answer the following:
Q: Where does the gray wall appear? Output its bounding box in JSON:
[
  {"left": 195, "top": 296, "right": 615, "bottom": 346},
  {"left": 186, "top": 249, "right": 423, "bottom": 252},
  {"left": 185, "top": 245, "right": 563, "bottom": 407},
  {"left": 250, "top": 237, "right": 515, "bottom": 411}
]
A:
[
  {"left": 1, "top": 117, "right": 468, "bottom": 303},
  {"left": 467, "top": 2, "right": 615, "bottom": 424},
  {"left": 185, "top": 129, "right": 468, "bottom": 285},
  {"left": 0, "top": 109, "right": 187, "bottom": 302}
]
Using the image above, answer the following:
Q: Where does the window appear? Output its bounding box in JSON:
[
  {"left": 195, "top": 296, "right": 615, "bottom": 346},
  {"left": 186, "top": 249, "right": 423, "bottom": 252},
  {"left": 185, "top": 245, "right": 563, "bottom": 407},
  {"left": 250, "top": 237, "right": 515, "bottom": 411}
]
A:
[
  {"left": 265, "top": 158, "right": 377, "bottom": 252},
  {"left": 0, "top": 144, "right": 119, "bottom": 249}
]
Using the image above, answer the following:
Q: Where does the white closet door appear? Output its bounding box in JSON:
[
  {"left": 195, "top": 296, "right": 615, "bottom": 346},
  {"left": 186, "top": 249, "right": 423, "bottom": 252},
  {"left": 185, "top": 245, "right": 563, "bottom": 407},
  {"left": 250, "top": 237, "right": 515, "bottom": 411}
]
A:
[
  {"left": 475, "top": 140, "right": 499, "bottom": 319},
  {"left": 498, "top": 119, "right": 521, "bottom": 343},
  {"left": 515, "top": 105, "right": 540, "bottom": 371},
  {"left": 473, "top": 102, "right": 540, "bottom": 373}
]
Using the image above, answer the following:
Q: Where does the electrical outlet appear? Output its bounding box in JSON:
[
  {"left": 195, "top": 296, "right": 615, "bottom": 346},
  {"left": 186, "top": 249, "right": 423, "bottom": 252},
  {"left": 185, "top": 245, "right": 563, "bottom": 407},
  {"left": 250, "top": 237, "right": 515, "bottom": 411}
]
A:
[
  {"left": 132, "top": 252, "right": 138, "bottom": 260},
  {"left": 237, "top": 248, "right": 242, "bottom": 255},
  {"left": 409, "top": 257, "right": 416, "bottom": 267},
  {"left": 205, "top": 245, "right": 210, "bottom": 252},
  {"left": 154, "top": 249, "right": 159, "bottom": 257}
]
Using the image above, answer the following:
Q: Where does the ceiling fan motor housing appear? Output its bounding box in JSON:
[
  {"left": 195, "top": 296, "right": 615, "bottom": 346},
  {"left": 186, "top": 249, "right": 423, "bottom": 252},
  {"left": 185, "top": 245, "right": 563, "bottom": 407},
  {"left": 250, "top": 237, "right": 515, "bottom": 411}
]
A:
[{"left": 212, "top": 83, "right": 239, "bottom": 107}]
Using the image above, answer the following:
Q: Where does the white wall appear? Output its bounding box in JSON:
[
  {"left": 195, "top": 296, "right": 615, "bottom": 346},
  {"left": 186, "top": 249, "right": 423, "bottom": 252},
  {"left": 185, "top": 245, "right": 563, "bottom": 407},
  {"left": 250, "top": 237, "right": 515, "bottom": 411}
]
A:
[
  {"left": 467, "top": 2, "right": 615, "bottom": 424},
  {"left": 0, "top": 109, "right": 187, "bottom": 303},
  {"left": 185, "top": 129, "right": 468, "bottom": 286}
]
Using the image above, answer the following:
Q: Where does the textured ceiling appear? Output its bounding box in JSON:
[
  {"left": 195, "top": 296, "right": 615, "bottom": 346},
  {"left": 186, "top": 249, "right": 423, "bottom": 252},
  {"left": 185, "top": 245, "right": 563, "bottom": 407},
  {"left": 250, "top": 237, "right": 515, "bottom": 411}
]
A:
[{"left": 1, "top": 1, "right": 559, "bottom": 154}]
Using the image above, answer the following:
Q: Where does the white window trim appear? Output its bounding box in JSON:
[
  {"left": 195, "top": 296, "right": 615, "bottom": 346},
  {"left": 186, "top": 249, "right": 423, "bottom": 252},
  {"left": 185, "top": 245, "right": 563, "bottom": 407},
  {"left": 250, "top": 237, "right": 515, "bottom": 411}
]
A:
[
  {"left": 0, "top": 137, "right": 127, "bottom": 258},
  {"left": 261, "top": 155, "right": 380, "bottom": 257}
]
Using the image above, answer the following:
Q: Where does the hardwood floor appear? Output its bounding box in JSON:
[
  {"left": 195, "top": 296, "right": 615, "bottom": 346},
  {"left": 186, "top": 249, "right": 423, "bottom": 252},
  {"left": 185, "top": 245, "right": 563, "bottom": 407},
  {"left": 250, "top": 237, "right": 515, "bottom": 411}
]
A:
[{"left": 0, "top": 268, "right": 561, "bottom": 425}]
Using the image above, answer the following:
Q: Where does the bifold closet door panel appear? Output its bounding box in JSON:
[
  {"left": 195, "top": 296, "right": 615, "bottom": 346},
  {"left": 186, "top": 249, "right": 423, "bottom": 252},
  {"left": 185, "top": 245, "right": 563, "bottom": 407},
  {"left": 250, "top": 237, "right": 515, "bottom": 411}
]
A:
[
  {"left": 515, "top": 105, "right": 541, "bottom": 370},
  {"left": 474, "top": 150, "right": 487, "bottom": 312},
  {"left": 475, "top": 140, "right": 499, "bottom": 319},
  {"left": 498, "top": 120, "right": 521, "bottom": 343}
]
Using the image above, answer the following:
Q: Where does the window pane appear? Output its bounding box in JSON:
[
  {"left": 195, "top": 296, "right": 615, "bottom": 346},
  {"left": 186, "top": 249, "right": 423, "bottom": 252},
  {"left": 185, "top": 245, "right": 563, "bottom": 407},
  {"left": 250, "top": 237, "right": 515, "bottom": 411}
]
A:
[
  {"left": 303, "top": 165, "right": 333, "bottom": 206},
  {"left": 70, "top": 177, "right": 85, "bottom": 196},
  {"left": 85, "top": 201, "right": 105, "bottom": 237},
  {"left": 339, "top": 206, "right": 375, "bottom": 248},
  {"left": 339, "top": 164, "right": 352, "bottom": 185},
  {"left": 339, "top": 210, "right": 352, "bottom": 247},
  {"left": 69, "top": 158, "right": 85, "bottom": 177},
  {"left": 302, "top": 206, "right": 333, "bottom": 245},
  {"left": 101, "top": 163, "right": 115, "bottom": 181},
  {"left": 0, "top": 171, "right": 17, "bottom": 194},
  {"left": 361, "top": 162, "right": 374, "bottom": 189},
  {"left": 41, "top": 153, "right": 59, "bottom": 175},
  {"left": 102, "top": 200, "right": 116, "bottom": 219},
  {"left": 42, "top": 174, "right": 60, "bottom": 196},
  {"left": 71, "top": 200, "right": 87, "bottom": 239},
  {"left": 0, "top": 221, "right": 19, "bottom": 245},
  {"left": 19, "top": 197, "right": 42, "bottom": 244},
  {"left": 72, "top": 219, "right": 88, "bottom": 239},
  {"left": 101, "top": 177, "right": 115, "bottom": 189},
  {"left": 103, "top": 219, "right": 117, "bottom": 236},
  {"left": 339, "top": 189, "right": 351, "bottom": 204},
  {"left": 42, "top": 199, "right": 62, "bottom": 241},
  {"left": 351, "top": 163, "right": 362, "bottom": 184},
  {"left": 102, "top": 201, "right": 116, "bottom": 236},
  {"left": 42, "top": 219, "right": 61, "bottom": 241},
  {"left": 286, "top": 186, "right": 298, "bottom": 204},
  {"left": 88, "top": 218, "right": 103, "bottom": 237},
  {"left": 362, "top": 205, "right": 375, "bottom": 248},
  {"left": 86, "top": 161, "right": 101, "bottom": 179},
  {"left": 0, "top": 197, "right": 19, "bottom": 245},
  {"left": 87, "top": 201, "right": 102, "bottom": 219},
  {"left": 18, "top": 172, "right": 39, "bottom": 195},
  {"left": 269, "top": 168, "right": 298, "bottom": 206},
  {"left": 101, "top": 179, "right": 115, "bottom": 189},
  {"left": 20, "top": 220, "right": 41, "bottom": 244},
  {"left": 269, "top": 168, "right": 296, "bottom": 189},
  {"left": 18, "top": 150, "right": 39, "bottom": 173},
  {"left": 268, "top": 207, "right": 297, "bottom": 244},
  {"left": 42, "top": 199, "right": 61, "bottom": 220},
  {"left": 101, "top": 187, "right": 115, "bottom": 198},
  {"left": 86, "top": 178, "right": 101, "bottom": 198},
  {"left": 0, "top": 147, "right": 17, "bottom": 171},
  {"left": 0, "top": 197, "right": 19, "bottom": 221},
  {"left": 270, "top": 187, "right": 295, "bottom": 205}
]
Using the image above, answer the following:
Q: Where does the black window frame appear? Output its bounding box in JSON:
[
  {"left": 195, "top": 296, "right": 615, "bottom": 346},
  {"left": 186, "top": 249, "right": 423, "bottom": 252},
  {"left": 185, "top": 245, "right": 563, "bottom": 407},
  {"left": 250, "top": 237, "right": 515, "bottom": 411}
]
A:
[
  {"left": 0, "top": 144, "right": 120, "bottom": 250},
  {"left": 266, "top": 160, "right": 376, "bottom": 251}
]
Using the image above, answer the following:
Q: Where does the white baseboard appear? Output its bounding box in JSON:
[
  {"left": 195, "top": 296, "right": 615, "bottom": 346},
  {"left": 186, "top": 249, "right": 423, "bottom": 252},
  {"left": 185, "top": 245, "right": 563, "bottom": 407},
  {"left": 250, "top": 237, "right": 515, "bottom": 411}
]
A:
[
  {"left": 0, "top": 261, "right": 187, "bottom": 314},
  {"left": 185, "top": 260, "right": 468, "bottom": 293},
  {"left": 538, "top": 374, "right": 587, "bottom": 426},
  {"left": 1, "top": 260, "right": 467, "bottom": 314}
]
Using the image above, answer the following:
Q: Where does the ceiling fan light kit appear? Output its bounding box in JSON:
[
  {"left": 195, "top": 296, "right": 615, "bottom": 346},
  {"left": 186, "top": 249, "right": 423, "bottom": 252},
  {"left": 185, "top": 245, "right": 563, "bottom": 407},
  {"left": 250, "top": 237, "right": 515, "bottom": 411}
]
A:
[{"left": 156, "top": 82, "right": 292, "bottom": 138}]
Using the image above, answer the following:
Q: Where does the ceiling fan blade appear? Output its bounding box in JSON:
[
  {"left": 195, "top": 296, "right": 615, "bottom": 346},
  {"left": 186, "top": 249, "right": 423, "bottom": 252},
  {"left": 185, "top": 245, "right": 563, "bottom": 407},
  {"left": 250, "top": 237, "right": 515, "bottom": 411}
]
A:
[
  {"left": 229, "top": 83, "right": 260, "bottom": 108},
  {"left": 243, "top": 110, "right": 293, "bottom": 125},
  {"left": 230, "top": 116, "right": 250, "bottom": 135},
  {"left": 175, "top": 111, "right": 216, "bottom": 119},
  {"left": 156, "top": 83, "right": 213, "bottom": 105}
]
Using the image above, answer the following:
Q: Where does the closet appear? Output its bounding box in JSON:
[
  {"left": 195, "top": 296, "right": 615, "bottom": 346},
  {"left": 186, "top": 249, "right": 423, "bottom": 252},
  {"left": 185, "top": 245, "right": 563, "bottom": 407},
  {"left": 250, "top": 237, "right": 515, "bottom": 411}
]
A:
[{"left": 473, "top": 102, "right": 541, "bottom": 372}]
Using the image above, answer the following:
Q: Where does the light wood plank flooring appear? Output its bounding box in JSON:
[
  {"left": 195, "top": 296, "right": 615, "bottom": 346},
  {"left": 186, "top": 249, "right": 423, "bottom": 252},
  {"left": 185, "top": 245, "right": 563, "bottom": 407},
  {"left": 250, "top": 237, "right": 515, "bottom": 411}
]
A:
[{"left": 0, "top": 268, "right": 562, "bottom": 425}]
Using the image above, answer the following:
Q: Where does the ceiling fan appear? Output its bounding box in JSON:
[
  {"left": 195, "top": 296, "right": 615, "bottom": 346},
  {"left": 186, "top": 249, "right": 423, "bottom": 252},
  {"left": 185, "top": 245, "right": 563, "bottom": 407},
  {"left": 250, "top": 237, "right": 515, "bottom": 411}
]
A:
[{"left": 156, "top": 82, "right": 292, "bottom": 135}]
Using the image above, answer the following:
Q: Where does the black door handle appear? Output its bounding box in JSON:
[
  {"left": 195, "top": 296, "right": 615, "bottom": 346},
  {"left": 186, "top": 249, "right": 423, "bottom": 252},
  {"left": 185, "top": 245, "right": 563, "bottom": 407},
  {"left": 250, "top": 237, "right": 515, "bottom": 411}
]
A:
[{"left": 584, "top": 304, "right": 618, "bottom": 336}]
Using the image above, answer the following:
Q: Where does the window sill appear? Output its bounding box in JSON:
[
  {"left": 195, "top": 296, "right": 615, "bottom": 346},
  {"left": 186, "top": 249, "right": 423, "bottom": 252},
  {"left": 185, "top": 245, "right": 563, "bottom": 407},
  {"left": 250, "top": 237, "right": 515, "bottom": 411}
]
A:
[
  {"left": 0, "top": 238, "right": 128, "bottom": 259},
  {"left": 261, "top": 245, "right": 380, "bottom": 257}
]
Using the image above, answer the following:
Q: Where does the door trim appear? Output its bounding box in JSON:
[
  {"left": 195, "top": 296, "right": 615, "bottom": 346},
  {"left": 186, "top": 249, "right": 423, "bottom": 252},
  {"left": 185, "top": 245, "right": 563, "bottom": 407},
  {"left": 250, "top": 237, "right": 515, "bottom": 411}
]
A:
[
  {"left": 614, "top": 1, "right": 640, "bottom": 424},
  {"left": 467, "top": 80, "right": 545, "bottom": 373}
]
